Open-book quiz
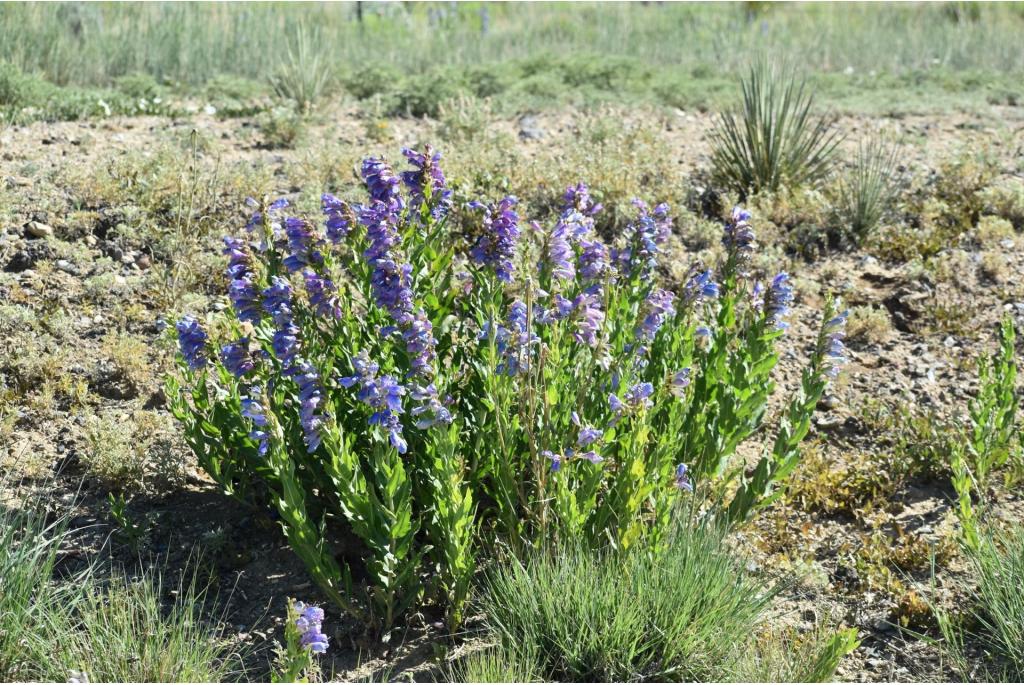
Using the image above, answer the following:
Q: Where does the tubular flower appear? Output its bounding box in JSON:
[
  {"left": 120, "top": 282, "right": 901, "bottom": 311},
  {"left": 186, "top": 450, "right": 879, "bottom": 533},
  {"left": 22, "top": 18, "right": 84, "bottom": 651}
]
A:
[
  {"left": 244, "top": 197, "right": 289, "bottom": 234},
  {"left": 669, "top": 368, "right": 692, "bottom": 397},
  {"left": 262, "top": 276, "right": 295, "bottom": 325},
  {"left": 638, "top": 288, "right": 676, "bottom": 340},
  {"left": 282, "top": 217, "right": 323, "bottom": 273},
  {"left": 340, "top": 351, "right": 407, "bottom": 453},
  {"left": 293, "top": 601, "right": 329, "bottom": 654},
  {"left": 303, "top": 269, "right": 342, "bottom": 320},
  {"left": 501, "top": 300, "right": 540, "bottom": 375},
  {"left": 683, "top": 268, "right": 720, "bottom": 304},
  {"left": 572, "top": 292, "right": 605, "bottom": 347},
  {"left": 271, "top": 322, "right": 301, "bottom": 368},
  {"left": 321, "top": 193, "right": 354, "bottom": 244},
  {"left": 401, "top": 146, "right": 452, "bottom": 216},
  {"left": 542, "top": 450, "right": 563, "bottom": 473},
  {"left": 220, "top": 338, "right": 255, "bottom": 378},
  {"left": 469, "top": 196, "right": 521, "bottom": 283},
  {"left": 547, "top": 221, "right": 576, "bottom": 282},
  {"left": 402, "top": 309, "right": 438, "bottom": 378},
  {"left": 563, "top": 182, "right": 602, "bottom": 216},
  {"left": 361, "top": 156, "right": 403, "bottom": 208},
  {"left": 228, "top": 276, "right": 263, "bottom": 323},
  {"left": 764, "top": 272, "right": 794, "bottom": 331},
  {"left": 223, "top": 236, "right": 251, "bottom": 279},
  {"left": 615, "top": 199, "right": 670, "bottom": 278},
  {"left": 176, "top": 315, "right": 208, "bottom": 370},
  {"left": 578, "top": 238, "right": 610, "bottom": 281},
  {"left": 722, "top": 206, "right": 756, "bottom": 261},
  {"left": 240, "top": 389, "right": 270, "bottom": 456},
  {"left": 409, "top": 382, "right": 452, "bottom": 429},
  {"left": 286, "top": 361, "right": 327, "bottom": 453},
  {"left": 821, "top": 309, "right": 849, "bottom": 379},
  {"left": 674, "top": 463, "right": 694, "bottom": 492}
]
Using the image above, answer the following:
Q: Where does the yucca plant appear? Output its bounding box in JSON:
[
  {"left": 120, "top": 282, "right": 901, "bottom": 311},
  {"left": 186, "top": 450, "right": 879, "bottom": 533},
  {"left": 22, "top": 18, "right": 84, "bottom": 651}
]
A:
[
  {"left": 710, "top": 59, "right": 841, "bottom": 196},
  {"left": 836, "top": 135, "right": 901, "bottom": 242},
  {"left": 269, "top": 27, "right": 333, "bottom": 114}
]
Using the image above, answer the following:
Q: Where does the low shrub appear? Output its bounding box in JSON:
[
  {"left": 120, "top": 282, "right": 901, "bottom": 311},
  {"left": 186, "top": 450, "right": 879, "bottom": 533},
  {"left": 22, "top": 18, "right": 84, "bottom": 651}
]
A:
[{"left": 168, "top": 148, "right": 849, "bottom": 633}]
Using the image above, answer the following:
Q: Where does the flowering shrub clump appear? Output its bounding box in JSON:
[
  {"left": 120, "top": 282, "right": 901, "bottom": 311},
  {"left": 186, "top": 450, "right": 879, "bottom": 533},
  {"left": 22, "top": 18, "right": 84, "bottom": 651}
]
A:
[{"left": 168, "top": 147, "right": 847, "bottom": 633}]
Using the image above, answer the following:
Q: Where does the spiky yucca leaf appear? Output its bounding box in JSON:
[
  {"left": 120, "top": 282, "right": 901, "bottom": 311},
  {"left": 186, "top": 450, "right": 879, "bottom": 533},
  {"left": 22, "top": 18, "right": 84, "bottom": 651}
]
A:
[{"left": 711, "top": 60, "right": 841, "bottom": 196}]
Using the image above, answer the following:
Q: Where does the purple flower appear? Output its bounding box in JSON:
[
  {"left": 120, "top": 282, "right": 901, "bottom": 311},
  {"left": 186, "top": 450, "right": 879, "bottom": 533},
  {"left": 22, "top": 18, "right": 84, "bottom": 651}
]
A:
[
  {"left": 683, "top": 269, "right": 720, "bottom": 304},
  {"left": 262, "top": 276, "right": 294, "bottom": 325},
  {"left": 669, "top": 368, "right": 691, "bottom": 397},
  {"left": 573, "top": 292, "right": 604, "bottom": 347},
  {"left": 241, "top": 389, "right": 270, "bottom": 456},
  {"left": 409, "top": 382, "right": 452, "bottom": 429},
  {"left": 563, "top": 182, "right": 602, "bottom": 216},
  {"left": 272, "top": 322, "right": 301, "bottom": 368},
  {"left": 578, "top": 238, "right": 610, "bottom": 281},
  {"left": 576, "top": 450, "right": 603, "bottom": 464},
  {"left": 674, "top": 463, "right": 693, "bottom": 492},
  {"left": 229, "top": 276, "right": 263, "bottom": 323},
  {"left": 638, "top": 289, "right": 676, "bottom": 340},
  {"left": 547, "top": 222, "right": 576, "bottom": 282},
  {"left": 821, "top": 308, "right": 849, "bottom": 379},
  {"left": 342, "top": 351, "right": 407, "bottom": 453},
  {"left": 401, "top": 145, "right": 452, "bottom": 216},
  {"left": 722, "top": 206, "right": 756, "bottom": 261},
  {"left": 176, "top": 315, "right": 208, "bottom": 370},
  {"left": 223, "top": 236, "right": 251, "bottom": 279},
  {"left": 577, "top": 425, "right": 603, "bottom": 448},
  {"left": 501, "top": 300, "right": 539, "bottom": 375},
  {"left": 303, "top": 269, "right": 341, "bottom": 319},
  {"left": 361, "top": 156, "right": 403, "bottom": 208},
  {"left": 220, "top": 338, "right": 255, "bottom": 378},
  {"left": 616, "top": 200, "right": 671, "bottom": 277},
  {"left": 695, "top": 325, "right": 713, "bottom": 339},
  {"left": 321, "top": 193, "right": 354, "bottom": 243},
  {"left": 292, "top": 601, "right": 329, "bottom": 655},
  {"left": 542, "top": 450, "right": 562, "bottom": 472},
  {"left": 765, "top": 272, "right": 794, "bottom": 331},
  {"left": 244, "top": 197, "right": 289, "bottom": 234},
  {"left": 469, "top": 196, "right": 521, "bottom": 283},
  {"left": 286, "top": 362, "right": 327, "bottom": 453},
  {"left": 624, "top": 381, "right": 654, "bottom": 410},
  {"left": 402, "top": 309, "right": 438, "bottom": 379},
  {"left": 282, "top": 217, "right": 323, "bottom": 273}
]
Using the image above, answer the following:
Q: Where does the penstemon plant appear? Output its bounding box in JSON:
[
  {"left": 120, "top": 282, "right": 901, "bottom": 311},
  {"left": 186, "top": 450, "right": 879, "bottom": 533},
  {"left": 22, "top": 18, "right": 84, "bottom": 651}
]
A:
[{"left": 168, "top": 148, "right": 848, "bottom": 633}]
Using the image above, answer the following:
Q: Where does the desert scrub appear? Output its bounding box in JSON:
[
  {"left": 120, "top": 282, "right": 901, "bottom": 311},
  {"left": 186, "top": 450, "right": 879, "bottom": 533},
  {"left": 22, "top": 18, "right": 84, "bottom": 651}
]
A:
[
  {"left": 977, "top": 178, "right": 1024, "bottom": 230},
  {"left": 477, "top": 518, "right": 858, "bottom": 682},
  {"left": 168, "top": 148, "right": 849, "bottom": 633},
  {"left": 845, "top": 305, "right": 892, "bottom": 346},
  {"left": 83, "top": 408, "right": 187, "bottom": 491},
  {"left": 710, "top": 60, "right": 841, "bottom": 196}
]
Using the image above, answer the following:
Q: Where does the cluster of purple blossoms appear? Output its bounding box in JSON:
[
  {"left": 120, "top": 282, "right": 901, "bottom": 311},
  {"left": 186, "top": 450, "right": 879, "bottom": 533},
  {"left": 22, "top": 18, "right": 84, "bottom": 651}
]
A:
[
  {"left": 282, "top": 217, "right": 323, "bottom": 273},
  {"left": 722, "top": 206, "right": 756, "bottom": 263},
  {"left": 683, "top": 268, "right": 720, "bottom": 305},
  {"left": 542, "top": 446, "right": 603, "bottom": 473},
  {"left": 359, "top": 203, "right": 413, "bottom": 321},
  {"left": 263, "top": 276, "right": 294, "bottom": 324},
  {"left": 500, "top": 300, "right": 540, "bottom": 375},
  {"left": 223, "top": 236, "right": 250, "bottom": 279},
  {"left": 614, "top": 200, "right": 671, "bottom": 278},
  {"left": 361, "top": 157, "right": 403, "bottom": 208},
  {"left": 764, "top": 272, "right": 794, "bottom": 331},
  {"left": 221, "top": 338, "right": 255, "bottom": 378},
  {"left": 321, "top": 193, "right": 355, "bottom": 244},
  {"left": 638, "top": 289, "right": 677, "bottom": 340},
  {"left": 241, "top": 388, "right": 270, "bottom": 456},
  {"left": 572, "top": 292, "right": 605, "bottom": 347},
  {"left": 287, "top": 361, "right": 328, "bottom": 453},
  {"left": 674, "top": 463, "right": 693, "bottom": 492},
  {"left": 469, "top": 196, "right": 521, "bottom": 283},
  {"left": 303, "top": 269, "right": 342, "bottom": 320},
  {"left": 563, "top": 182, "right": 603, "bottom": 216},
  {"left": 340, "top": 352, "right": 408, "bottom": 453},
  {"left": 176, "top": 315, "right": 208, "bottom": 370},
  {"left": 547, "top": 221, "right": 576, "bottom": 282},
  {"left": 409, "top": 383, "right": 452, "bottom": 429},
  {"left": 292, "top": 601, "right": 329, "bottom": 654},
  {"left": 821, "top": 308, "right": 849, "bottom": 379},
  {"left": 224, "top": 236, "right": 263, "bottom": 324},
  {"left": 578, "top": 238, "right": 610, "bottom": 282},
  {"left": 402, "top": 310, "right": 438, "bottom": 378},
  {"left": 609, "top": 381, "right": 655, "bottom": 422},
  {"left": 401, "top": 146, "right": 452, "bottom": 216}
]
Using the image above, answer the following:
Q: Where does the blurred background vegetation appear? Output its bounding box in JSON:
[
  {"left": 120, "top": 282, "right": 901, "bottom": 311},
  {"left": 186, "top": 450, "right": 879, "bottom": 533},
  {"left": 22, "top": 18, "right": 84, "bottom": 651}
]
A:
[{"left": 1, "top": 1, "right": 1023, "bottom": 122}]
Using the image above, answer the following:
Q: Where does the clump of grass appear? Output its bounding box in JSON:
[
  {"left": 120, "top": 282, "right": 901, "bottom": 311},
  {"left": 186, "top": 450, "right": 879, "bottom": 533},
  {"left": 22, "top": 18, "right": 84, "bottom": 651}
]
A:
[
  {"left": 937, "top": 527, "right": 1024, "bottom": 680},
  {"left": 835, "top": 135, "right": 901, "bottom": 242},
  {"left": 479, "top": 518, "right": 856, "bottom": 682},
  {"left": 710, "top": 59, "right": 841, "bottom": 197},
  {"left": 268, "top": 27, "right": 332, "bottom": 113},
  {"left": 258, "top": 105, "right": 306, "bottom": 149}
]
